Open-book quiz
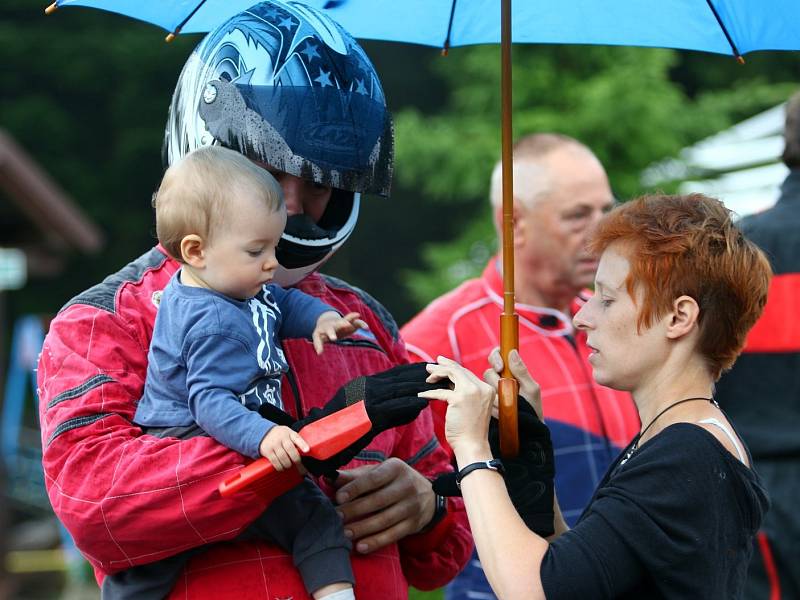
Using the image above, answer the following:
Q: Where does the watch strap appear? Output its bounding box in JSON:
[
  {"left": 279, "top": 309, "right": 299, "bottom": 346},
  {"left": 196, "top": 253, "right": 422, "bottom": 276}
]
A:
[
  {"left": 456, "top": 459, "right": 505, "bottom": 488},
  {"left": 421, "top": 491, "right": 448, "bottom": 532}
]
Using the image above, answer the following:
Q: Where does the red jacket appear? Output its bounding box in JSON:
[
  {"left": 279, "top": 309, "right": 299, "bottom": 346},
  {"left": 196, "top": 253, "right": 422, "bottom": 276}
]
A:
[{"left": 38, "top": 246, "right": 472, "bottom": 598}]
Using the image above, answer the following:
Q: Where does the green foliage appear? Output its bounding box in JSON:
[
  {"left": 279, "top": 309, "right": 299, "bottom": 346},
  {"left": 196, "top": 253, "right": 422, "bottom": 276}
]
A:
[
  {"left": 2, "top": 2, "right": 197, "bottom": 316},
  {"left": 409, "top": 587, "right": 444, "bottom": 600},
  {"left": 397, "top": 46, "right": 688, "bottom": 200},
  {"left": 402, "top": 208, "right": 495, "bottom": 307},
  {"left": 2, "top": 1, "right": 798, "bottom": 324},
  {"left": 394, "top": 44, "right": 800, "bottom": 306}
]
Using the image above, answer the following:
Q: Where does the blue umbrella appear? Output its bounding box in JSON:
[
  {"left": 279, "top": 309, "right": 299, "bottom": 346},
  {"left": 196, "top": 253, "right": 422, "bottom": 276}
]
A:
[
  {"left": 44, "top": 0, "right": 800, "bottom": 455},
  {"left": 45, "top": 0, "right": 800, "bottom": 56}
]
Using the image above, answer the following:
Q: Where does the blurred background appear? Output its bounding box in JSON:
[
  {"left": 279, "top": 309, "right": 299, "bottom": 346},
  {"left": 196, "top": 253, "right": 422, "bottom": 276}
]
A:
[{"left": 2, "top": 0, "right": 798, "bottom": 597}]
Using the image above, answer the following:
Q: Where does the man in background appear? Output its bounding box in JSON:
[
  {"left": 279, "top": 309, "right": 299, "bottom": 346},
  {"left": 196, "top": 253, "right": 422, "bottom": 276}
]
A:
[
  {"left": 715, "top": 91, "right": 800, "bottom": 600},
  {"left": 402, "top": 133, "right": 640, "bottom": 600}
]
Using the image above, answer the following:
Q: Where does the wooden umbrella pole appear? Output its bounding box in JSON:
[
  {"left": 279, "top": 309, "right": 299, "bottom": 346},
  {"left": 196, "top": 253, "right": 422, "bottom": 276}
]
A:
[{"left": 498, "top": 0, "right": 519, "bottom": 458}]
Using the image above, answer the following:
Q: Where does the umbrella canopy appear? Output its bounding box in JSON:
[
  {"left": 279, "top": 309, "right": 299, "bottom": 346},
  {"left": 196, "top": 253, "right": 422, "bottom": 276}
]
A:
[
  {"left": 48, "top": 0, "right": 799, "bottom": 58},
  {"left": 44, "top": 0, "right": 800, "bottom": 455}
]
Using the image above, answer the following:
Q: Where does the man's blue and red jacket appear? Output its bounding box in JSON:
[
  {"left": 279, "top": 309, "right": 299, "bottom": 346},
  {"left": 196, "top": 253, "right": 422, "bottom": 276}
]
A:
[{"left": 715, "top": 169, "right": 800, "bottom": 600}]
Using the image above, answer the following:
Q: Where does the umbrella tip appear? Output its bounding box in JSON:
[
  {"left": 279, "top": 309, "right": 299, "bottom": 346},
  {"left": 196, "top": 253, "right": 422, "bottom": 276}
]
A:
[
  {"left": 165, "top": 25, "right": 182, "bottom": 43},
  {"left": 440, "top": 47, "right": 449, "bottom": 57},
  {"left": 736, "top": 55, "right": 746, "bottom": 65},
  {"left": 44, "top": 2, "right": 57, "bottom": 15}
]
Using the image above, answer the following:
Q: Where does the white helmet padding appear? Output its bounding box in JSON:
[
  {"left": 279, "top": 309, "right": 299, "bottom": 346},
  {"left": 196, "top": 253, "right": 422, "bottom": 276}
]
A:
[{"left": 273, "top": 190, "right": 360, "bottom": 286}]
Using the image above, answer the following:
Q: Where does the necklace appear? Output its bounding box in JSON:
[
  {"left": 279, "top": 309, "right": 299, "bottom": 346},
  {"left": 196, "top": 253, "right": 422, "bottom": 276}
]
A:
[{"left": 619, "top": 396, "right": 715, "bottom": 465}]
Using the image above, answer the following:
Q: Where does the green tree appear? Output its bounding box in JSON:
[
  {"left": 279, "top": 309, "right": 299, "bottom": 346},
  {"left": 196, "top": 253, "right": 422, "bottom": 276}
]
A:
[
  {"left": 393, "top": 44, "right": 799, "bottom": 307},
  {"left": 2, "top": 1, "right": 197, "bottom": 318},
  {"left": 2, "top": 1, "right": 798, "bottom": 325}
]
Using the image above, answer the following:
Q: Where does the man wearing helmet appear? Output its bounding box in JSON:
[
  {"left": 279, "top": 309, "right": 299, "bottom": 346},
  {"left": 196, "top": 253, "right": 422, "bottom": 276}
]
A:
[{"left": 36, "top": 3, "right": 471, "bottom": 598}]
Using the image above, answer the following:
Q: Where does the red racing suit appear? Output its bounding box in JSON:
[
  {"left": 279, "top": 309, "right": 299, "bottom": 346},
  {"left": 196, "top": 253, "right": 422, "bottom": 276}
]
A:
[{"left": 37, "top": 246, "right": 472, "bottom": 599}]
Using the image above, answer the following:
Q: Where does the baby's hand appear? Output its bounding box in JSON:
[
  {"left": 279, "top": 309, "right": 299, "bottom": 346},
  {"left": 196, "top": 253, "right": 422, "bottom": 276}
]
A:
[
  {"left": 259, "top": 425, "right": 309, "bottom": 471},
  {"left": 312, "top": 311, "right": 368, "bottom": 355}
]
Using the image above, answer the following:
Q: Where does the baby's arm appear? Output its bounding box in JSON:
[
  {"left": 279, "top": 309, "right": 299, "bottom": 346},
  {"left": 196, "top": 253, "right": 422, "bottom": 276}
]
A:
[
  {"left": 258, "top": 425, "right": 310, "bottom": 471},
  {"left": 185, "top": 334, "right": 275, "bottom": 458},
  {"left": 312, "top": 311, "right": 368, "bottom": 354},
  {"left": 268, "top": 285, "right": 366, "bottom": 352}
]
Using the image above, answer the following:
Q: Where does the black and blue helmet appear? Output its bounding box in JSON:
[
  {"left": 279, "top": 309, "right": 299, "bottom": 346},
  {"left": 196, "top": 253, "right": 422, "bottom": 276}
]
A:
[{"left": 164, "top": 1, "right": 394, "bottom": 284}]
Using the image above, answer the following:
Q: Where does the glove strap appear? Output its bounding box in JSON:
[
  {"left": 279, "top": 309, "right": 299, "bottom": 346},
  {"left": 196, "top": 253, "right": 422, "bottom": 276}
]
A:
[
  {"left": 456, "top": 459, "right": 505, "bottom": 489},
  {"left": 343, "top": 376, "right": 367, "bottom": 406}
]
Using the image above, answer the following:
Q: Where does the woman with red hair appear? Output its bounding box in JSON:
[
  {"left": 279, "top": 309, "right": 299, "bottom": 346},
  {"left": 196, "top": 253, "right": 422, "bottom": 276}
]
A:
[{"left": 421, "top": 193, "right": 772, "bottom": 599}]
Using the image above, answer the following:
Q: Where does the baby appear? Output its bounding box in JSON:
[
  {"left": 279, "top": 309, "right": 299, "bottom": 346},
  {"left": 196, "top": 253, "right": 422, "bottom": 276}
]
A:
[{"left": 104, "top": 146, "right": 360, "bottom": 600}]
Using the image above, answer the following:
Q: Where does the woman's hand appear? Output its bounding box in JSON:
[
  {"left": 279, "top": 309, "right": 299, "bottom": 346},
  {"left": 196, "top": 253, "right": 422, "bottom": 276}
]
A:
[
  {"left": 419, "top": 356, "right": 495, "bottom": 458},
  {"left": 484, "top": 348, "right": 543, "bottom": 421}
]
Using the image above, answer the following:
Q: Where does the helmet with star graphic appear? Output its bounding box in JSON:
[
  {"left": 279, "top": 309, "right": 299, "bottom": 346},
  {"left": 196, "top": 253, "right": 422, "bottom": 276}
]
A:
[{"left": 164, "top": 0, "right": 394, "bottom": 285}]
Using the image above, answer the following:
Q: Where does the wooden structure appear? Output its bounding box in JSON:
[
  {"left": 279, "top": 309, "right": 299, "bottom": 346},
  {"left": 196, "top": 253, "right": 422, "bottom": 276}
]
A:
[
  {"left": 0, "top": 130, "right": 103, "bottom": 585},
  {"left": 0, "top": 130, "right": 103, "bottom": 279}
]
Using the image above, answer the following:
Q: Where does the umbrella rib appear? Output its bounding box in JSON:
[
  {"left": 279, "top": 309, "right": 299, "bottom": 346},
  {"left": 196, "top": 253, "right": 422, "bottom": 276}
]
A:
[
  {"left": 169, "top": 0, "right": 210, "bottom": 38},
  {"left": 704, "top": 0, "right": 745, "bottom": 63},
  {"left": 441, "top": 0, "right": 458, "bottom": 55}
]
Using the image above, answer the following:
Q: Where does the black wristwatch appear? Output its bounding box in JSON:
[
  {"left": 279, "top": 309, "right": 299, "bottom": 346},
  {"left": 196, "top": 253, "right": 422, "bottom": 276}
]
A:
[
  {"left": 420, "top": 484, "right": 449, "bottom": 532},
  {"left": 456, "top": 459, "right": 505, "bottom": 489}
]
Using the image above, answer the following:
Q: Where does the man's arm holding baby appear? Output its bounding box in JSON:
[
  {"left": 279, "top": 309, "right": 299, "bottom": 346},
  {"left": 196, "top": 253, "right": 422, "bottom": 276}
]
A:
[{"left": 38, "top": 294, "right": 270, "bottom": 576}]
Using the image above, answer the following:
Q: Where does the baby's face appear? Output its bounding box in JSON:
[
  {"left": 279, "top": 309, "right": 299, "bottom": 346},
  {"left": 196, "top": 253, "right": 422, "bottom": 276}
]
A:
[{"left": 202, "top": 193, "right": 287, "bottom": 300}]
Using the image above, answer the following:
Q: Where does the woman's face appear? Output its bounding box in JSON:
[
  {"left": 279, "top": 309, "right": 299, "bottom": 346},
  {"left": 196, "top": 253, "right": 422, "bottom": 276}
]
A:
[{"left": 573, "top": 244, "right": 665, "bottom": 392}]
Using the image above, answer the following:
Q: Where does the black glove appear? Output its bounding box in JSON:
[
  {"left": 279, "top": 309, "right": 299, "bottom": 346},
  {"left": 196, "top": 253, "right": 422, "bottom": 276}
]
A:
[
  {"left": 292, "top": 362, "right": 443, "bottom": 432},
  {"left": 431, "top": 470, "right": 460, "bottom": 497},
  {"left": 258, "top": 363, "right": 447, "bottom": 477},
  {"left": 489, "top": 399, "right": 555, "bottom": 536},
  {"left": 432, "top": 398, "right": 555, "bottom": 537},
  {"left": 257, "top": 401, "right": 296, "bottom": 428}
]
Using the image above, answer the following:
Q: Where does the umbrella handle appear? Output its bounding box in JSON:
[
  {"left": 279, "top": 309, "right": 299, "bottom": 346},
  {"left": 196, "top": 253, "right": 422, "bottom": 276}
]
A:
[
  {"left": 498, "top": 378, "right": 519, "bottom": 457},
  {"left": 497, "top": 0, "right": 519, "bottom": 459},
  {"left": 499, "top": 312, "right": 519, "bottom": 457}
]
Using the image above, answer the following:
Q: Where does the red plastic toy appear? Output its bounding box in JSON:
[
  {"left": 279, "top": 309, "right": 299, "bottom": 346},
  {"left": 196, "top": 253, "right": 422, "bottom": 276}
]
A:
[{"left": 219, "top": 401, "right": 372, "bottom": 504}]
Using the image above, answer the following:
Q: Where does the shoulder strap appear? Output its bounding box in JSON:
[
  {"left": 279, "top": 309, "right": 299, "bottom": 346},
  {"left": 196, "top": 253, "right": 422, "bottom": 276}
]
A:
[{"left": 698, "top": 417, "right": 746, "bottom": 462}]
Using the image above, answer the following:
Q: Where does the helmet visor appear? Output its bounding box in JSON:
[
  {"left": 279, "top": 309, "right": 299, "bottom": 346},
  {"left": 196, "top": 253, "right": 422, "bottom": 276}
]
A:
[{"left": 200, "top": 78, "right": 393, "bottom": 197}]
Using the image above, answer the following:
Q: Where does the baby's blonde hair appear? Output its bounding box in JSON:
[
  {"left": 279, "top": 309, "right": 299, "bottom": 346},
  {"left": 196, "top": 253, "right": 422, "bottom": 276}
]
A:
[{"left": 154, "top": 145, "right": 284, "bottom": 262}]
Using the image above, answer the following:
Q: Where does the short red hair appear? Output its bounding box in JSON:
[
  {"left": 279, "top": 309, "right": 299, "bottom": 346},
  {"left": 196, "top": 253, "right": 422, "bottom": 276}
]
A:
[{"left": 589, "top": 193, "right": 771, "bottom": 379}]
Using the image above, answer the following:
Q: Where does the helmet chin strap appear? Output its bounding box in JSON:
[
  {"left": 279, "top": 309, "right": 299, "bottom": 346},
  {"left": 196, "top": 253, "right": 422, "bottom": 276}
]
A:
[
  {"left": 273, "top": 258, "right": 331, "bottom": 287},
  {"left": 273, "top": 192, "right": 360, "bottom": 287}
]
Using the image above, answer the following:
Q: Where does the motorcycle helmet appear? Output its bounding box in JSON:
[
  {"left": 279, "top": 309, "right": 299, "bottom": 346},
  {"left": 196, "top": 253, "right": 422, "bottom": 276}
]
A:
[{"left": 164, "top": 0, "right": 394, "bottom": 284}]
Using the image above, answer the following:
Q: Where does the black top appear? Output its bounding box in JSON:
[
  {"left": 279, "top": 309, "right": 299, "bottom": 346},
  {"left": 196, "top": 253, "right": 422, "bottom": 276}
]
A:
[{"left": 540, "top": 423, "right": 769, "bottom": 599}]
